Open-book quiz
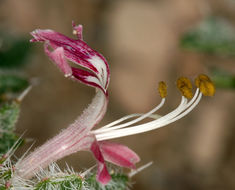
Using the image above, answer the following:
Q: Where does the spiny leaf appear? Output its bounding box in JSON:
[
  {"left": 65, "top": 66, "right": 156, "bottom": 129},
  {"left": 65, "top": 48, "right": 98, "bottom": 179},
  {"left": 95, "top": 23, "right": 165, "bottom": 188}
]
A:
[
  {"left": 0, "top": 37, "right": 32, "bottom": 69},
  {"left": 0, "top": 102, "right": 20, "bottom": 154},
  {"left": 34, "top": 172, "right": 129, "bottom": 190},
  {"left": 0, "top": 133, "right": 19, "bottom": 154},
  {"left": 0, "top": 102, "right": 20, "bottom": 131},
  {"left": 181, "top": 16, "right": 235, "bottom": 55},
  {"left": 211, "top": 68, "right": 235, "bottom": 89},
  {"left": 85, "top": 173, "right": 129, "bottom": 190},
  {"left": 0, "top": 75, "right": 29, "bottom": 95},
  {"left": 34, "top": 175, "right": 83, "bottom": 190}
]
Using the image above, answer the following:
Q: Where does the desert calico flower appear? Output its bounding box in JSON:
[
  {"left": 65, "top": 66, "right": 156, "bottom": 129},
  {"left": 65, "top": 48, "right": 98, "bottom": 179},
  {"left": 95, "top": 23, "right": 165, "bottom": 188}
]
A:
[
  {"left": 30, "top": 21, "right": 109, "bottom": 95},
  {"left": 15, "top": 22, "right": 215, "bottom": 185}
]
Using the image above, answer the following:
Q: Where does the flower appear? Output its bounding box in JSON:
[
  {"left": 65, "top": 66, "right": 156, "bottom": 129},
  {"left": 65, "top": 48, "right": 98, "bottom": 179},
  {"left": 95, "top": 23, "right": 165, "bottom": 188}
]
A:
[
  {"left": 30, "top": 21, "right": 109, "bottom": 95},
  {"left": 15, "top": 22, "right": 215, "bottom": 185}
]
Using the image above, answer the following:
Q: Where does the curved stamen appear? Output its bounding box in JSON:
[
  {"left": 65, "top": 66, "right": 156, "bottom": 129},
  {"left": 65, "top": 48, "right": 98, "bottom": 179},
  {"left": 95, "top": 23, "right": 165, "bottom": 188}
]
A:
[
  {"left": 169, "top": 91, "right": 202, "bottom": 123},
  {"left": 95, "top": 96, "right": 187, "bottom": 140},
  {"left": 101, "top": 114, "right": 142, "bottom": 129},
  {"left": 98, "top": 113, "right": 161, "bottom": 131},
  {"left": 100, "top": 81, "right": 168, "bottom": 130},
  {"left": 95, "top": 88, "right": 201, "bottom": 141},
  {"left": 152, "top": 90, "right": 201, "bottom": 128},
  {"left": 95, "top": 98, "right": 165, "bottom": 133}
]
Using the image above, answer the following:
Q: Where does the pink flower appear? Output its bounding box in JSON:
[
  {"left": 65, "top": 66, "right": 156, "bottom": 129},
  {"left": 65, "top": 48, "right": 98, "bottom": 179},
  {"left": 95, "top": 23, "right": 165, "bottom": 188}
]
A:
[
  {"left": 16, "top": 22, "right": 215, "bottom": 185},
  {"left": 16, "top": 22, "right": 139, "bottom": 185},
  {"left": 30, "top": 22, "right": 109, "bottom": 95}
]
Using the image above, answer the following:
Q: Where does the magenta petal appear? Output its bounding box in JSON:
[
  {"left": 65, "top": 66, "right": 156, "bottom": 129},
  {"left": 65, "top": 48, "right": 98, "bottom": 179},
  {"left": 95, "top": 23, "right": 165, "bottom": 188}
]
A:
[
  {"left": 44, "top": 45, "right": 72, "bottom": 77},
  {"left": 31, "top": 28, "right": 110, "bottom": 93},
  {"left": 99, "top": 141, "right": 140, "bottom": 169},
  {"left": 90, "top": 140, "right": 111, "bottom": 185},
  {"left": 72, "top": 67, "right": 106, "bottom": 95},
  {"left": 31, "top": 29, "right": 107, "bottom": 75}
]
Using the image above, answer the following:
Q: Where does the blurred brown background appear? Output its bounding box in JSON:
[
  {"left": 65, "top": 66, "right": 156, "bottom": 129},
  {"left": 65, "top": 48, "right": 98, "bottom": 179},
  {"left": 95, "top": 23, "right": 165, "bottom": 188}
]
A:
[{"left": 1, "top": 0, "right": 235, "bottom": 189}]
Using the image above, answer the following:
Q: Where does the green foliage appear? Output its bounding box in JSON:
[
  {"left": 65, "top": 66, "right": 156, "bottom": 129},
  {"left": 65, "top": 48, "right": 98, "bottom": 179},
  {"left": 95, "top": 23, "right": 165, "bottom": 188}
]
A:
[
  {"left": 0, "top": 102, "right": 20, "bottom": 154},
  {"left": 34, "top": 174, "right": 83, "bottom": 190},
  {"left": 0, "top": 102, "right": 19, "bottom": 131},
  {"left": 0, "top": 75, "right": 29, "bottom": 95},
  {"left": 0, "top": 186, "right": 6, "bottom": 190},
  {"left": 0, "top": 133, "right": 18, "bottom": 155},
  {"left": 0, "top": 154, "right": 14, "bottom": 190},
  {"left": 86, "top": 173, "right": 129, "bottom": 190},
  {"left": 0, "top": 33, "right": 30, "bottom": 154},
  {"left": 33, "top": 172, "right": 129, "bottom": 190},
  {"left": 0, "top": 168, "right": 12, "bottom": 181},
  {"left": 181, "top": 17, "right": 235, "bottom": 55},
  {"left": 0, "top": 37, "right": 32, "bottom": 68},
  {"left": 1, "top": 159, "right": 130, "bottom": 190},
  {"left": 211, "top": 68, "right": 235, "bottom": 89}
]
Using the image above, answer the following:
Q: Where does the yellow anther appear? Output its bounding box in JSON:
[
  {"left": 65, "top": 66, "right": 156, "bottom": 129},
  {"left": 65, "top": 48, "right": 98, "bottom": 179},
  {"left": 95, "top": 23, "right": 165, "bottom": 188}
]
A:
[
  {"left": 195, "top": 74, "right": 210, "bottom": 87},
  {"left": 177, "top": 77, "right": 193, "bottom": 99},
  {"left": 158, "top": 81, "right": 167, "bottom": 98},
  {"left": 195, "top": 74, "right": 215, "bottom": 96}
]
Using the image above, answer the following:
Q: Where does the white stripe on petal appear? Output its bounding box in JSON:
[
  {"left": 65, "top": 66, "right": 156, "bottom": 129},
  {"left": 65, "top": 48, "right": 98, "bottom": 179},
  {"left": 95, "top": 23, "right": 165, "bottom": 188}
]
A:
[{"left": 88, "top": 56, "right": 108, "bottom": 90}]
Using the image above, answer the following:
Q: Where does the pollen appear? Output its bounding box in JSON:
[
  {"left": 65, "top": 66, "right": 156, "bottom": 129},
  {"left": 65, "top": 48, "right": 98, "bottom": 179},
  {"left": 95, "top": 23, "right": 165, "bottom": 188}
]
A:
[
  {"left": 195, "top": 74, "right": 215, "bottom": 96},
  {"left": 158, "top": 81, "right": 167, "bottom": 98},
  {"left": 177, "top": 77, "right": 193, "bottom": 99}
]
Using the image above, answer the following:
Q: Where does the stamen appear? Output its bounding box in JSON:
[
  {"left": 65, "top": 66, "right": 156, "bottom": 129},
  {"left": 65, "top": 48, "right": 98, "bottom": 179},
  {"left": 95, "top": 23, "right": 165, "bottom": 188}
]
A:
[
  {"left": 94, "top": 99, "right": 165, "bottom": 134},
  {"left": 158, "top": 81, "right": 167, "bottom": 98},
  {"left": 95, "top": 88, "right": 201, "bottom": 141},
  {"left": 95, "top": 96, "right": 187, "bottom": 140},
  {"left": 94, "top": 74, "right": 212, "bottom": 142},
  {"left": 177, "top": 77, "right": 193, "bottom": 99},
  {"left": 164, "top": 91, "right": 202, "bottom": 124},
  {"left": 99, "top": 82, "right": 167, "bottom": 130},
  {"left": 98, "top": 113, "right": 162, "bottom": 131},
  {"left": 195, "top": 74, "right": 215, "bottom": 96},
  {"left": 99, "top": 114, "right": 142, "bottom": 130}
]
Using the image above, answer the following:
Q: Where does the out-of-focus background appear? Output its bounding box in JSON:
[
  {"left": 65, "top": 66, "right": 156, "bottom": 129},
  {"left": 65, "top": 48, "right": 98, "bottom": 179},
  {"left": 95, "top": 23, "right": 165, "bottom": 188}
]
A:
[{"left": 0, "top": 0, "right": 235, "bottom": 189}]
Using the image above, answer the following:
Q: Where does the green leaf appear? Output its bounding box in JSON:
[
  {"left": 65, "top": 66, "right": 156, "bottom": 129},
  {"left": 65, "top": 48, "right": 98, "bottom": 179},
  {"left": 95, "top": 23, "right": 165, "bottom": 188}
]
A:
[
  {"left": 0, "top": 133, "right": 18, "bottom": 154},
  {"left": 0, "top": 102, "right": 20, "bottom": 154},
  {"left": 0, "top": 38, "right": 32, "bottom": 69},
  {"left": 181, "top": 16, "right": 235, "bottom": 55},
  {"left": 34, "top": 171, "right": 129, "bottom": 190},
  {"left": 211, "top": 68, "right": 235, "bottom": 89},
  {"left": 0, "top": 102, "right": 20, "bottom": 131},
  {"left": 34, "top": 174, "right": 83, "bottom": 190},
  {"left": 0, "top": 168, "right": 12, "bottom": 181},
  {"left": 0, "top": 75, "right": 29, "bottom": 95},
  {"left": 85, "top": 173, "right": 129, "bottom": 190}
]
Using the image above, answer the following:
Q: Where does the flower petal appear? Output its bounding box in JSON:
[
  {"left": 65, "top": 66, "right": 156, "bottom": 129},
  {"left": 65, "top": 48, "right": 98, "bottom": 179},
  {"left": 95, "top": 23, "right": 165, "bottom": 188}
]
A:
[
  {"left": 44, "top": 45, "right": 72, "bottom": 77},
  {"left": 99, "top": 141, "right": 140, "bottom": 169},
  {"left": 71, "top": 67, "right": 107, "bottom": 95},
  {"left": 90, "top": 140, "right": 111, "bottom": 185},
  {"left": 31, "top": 29, "right": 97, "bottom": 72},
  {"left": 31, "top": 28, "right": 110, "bottom": 92}
]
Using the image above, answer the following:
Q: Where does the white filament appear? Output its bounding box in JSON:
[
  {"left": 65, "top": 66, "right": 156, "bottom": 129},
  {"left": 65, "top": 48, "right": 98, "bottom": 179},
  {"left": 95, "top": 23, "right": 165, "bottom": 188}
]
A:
[
  {"left": 94, "top": 88, "right": 202, "bottom": 141},
  {"left": 95, "top": 98, "right": 165, "bottom": 133}
]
